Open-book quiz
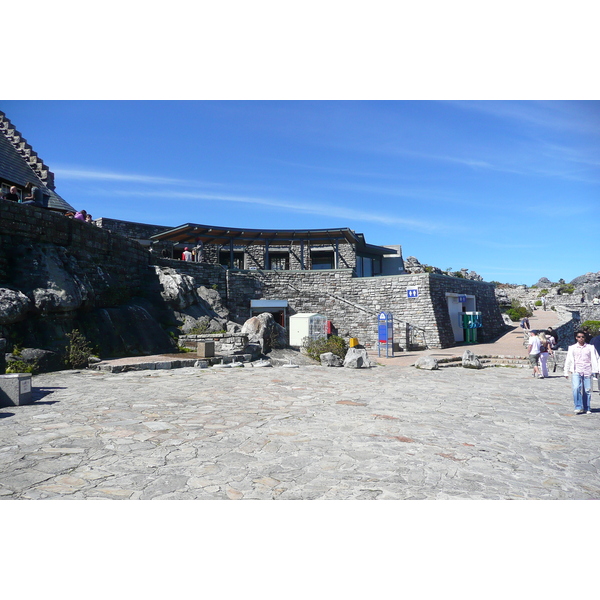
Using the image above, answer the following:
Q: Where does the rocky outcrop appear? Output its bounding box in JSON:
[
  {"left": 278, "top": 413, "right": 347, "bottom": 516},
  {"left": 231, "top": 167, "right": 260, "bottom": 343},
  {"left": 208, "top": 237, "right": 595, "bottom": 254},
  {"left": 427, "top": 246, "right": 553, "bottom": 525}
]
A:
[
  {"left": 241, "top": 312, "right": 287, "bottom": 353},
  {"left": 403, "top": 256, "right": 483, "bottom": 280},
  {"left": 0, "top": 243, "right": 241, "bottom": 368}
]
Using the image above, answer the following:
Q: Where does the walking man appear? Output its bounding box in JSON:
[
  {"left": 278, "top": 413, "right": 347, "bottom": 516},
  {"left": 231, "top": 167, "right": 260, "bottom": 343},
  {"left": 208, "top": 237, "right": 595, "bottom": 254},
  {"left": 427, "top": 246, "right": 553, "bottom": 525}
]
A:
[
  {"left": 564, "top": 330, "right": 600, "bottom": 414},
  {"left": 527, "top": 330, "right": 542, "bottom": 378}
]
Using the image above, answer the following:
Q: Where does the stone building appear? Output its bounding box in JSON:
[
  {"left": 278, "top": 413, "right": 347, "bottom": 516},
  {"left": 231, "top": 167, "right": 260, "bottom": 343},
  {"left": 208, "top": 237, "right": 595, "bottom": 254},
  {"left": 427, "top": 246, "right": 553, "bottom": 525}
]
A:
[
  {"left": 0, "top": 111, "right": 75, "bottom": 213},
  {"left": 147, "top": 222, "right": 505, "bottom": 349},
  {"left": 149, "top": 222, "right": 404, "bottom": 276}
]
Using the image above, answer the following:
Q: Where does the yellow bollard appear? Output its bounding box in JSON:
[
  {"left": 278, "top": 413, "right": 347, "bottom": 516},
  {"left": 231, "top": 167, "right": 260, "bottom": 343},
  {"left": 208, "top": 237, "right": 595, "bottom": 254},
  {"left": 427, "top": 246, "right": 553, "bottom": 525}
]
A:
[{"left": 349, "top": 337, "right": 359, "bottom": 348}]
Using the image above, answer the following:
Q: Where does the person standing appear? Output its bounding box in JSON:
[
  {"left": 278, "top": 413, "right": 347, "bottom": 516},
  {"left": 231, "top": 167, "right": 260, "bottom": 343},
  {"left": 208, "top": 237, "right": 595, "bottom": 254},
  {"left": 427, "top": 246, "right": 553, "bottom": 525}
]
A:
[
  {"left": 564, "top": 330, "right": 600, "bottom": 414},
  {"left": 527, "top": 330, "right": 542, "bottom": 378},
  {"left": 538, "top": 331, "right": 553, "bottom": 378},
  {"left": 547, "top": 327, "right": 559, "bottom": 348},
  {"left": 182, "top": 247, "right": 192, "bottom": 261}
]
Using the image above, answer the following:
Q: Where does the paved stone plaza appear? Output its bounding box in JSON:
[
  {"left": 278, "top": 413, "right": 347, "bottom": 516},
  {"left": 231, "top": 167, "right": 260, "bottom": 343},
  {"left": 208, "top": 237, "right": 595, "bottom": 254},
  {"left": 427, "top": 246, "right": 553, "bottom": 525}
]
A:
[{"left": 1, "top": 362, "right": 598, "bottom": 500}]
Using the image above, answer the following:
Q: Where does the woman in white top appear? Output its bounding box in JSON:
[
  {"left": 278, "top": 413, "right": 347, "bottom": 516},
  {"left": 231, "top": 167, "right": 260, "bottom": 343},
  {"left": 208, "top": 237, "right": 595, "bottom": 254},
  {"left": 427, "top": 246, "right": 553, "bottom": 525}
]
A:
[{"left": 538, "top": 331, "right": 553, "bottom": 378}]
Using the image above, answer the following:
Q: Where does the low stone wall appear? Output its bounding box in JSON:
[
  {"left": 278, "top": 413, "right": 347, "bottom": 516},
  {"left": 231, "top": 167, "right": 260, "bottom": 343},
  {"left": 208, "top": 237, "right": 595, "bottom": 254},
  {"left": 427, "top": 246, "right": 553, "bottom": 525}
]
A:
[{"left": 179, "top": 333, "right": 250, "bottom": 356}]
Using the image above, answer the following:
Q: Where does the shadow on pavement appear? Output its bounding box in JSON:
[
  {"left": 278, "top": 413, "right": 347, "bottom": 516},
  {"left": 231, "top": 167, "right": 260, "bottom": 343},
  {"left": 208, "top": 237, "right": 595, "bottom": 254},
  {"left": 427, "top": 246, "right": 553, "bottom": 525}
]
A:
[
  {"left": 0, "top": 412, "right": 15, "bottom": 419},
  {"left": 31, "top": 387, "right": 66, "bottom": 404}
]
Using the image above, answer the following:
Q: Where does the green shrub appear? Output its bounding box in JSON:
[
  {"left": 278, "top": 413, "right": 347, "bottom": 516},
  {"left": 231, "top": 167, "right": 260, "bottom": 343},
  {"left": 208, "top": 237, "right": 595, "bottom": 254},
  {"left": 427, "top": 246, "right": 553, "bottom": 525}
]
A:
[
  {"left": 302, "top": 335, "right": 348, "bottom": 362},
  {"left": 537, "top": 289, "right": 549, "bottom": 297},
  {"left": 64, "top": 329, "right": 94, "bottom": 369},
  {"left": 506, "top": 305, "right": 532, "bottom": 322},
  {"left": 534, "top": 300, "right": 542, "bottom": 306},
  {"left": 581, "top": 321, "right": 600, "bottom": 337},
  {"left": 557, "top": 284, "right": 575, "bottom": 295},
  {"left": 5, "top": 360, "right": 35, "bottom": 374},
  {"left": 452, "top": 271, "right": 465, "bottom": 279},
  {"left": 188, "top": 322, "right": 209, "bottom": 335}
]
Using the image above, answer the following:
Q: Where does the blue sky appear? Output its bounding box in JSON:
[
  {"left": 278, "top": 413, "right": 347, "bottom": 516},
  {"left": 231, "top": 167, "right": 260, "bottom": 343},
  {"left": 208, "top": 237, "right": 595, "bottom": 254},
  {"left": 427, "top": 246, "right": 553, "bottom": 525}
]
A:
[{"left": 3, "top": 100, "right": 598, "bottom": 285}]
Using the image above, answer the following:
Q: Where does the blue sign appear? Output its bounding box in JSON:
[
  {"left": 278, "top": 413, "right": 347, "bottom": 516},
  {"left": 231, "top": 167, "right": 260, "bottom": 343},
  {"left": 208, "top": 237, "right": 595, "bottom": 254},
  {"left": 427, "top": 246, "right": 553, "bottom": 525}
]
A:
[
  {"left": 407, "top": 287, "right": 419, "bottom": 298},
  {"left": 377, "top": 312, "right": 394, "bottom": 354},
  {"left": 379, "top": 323, "right": 388, "bottom": 343},
  {"left": 458, "top": 295, "right": 467, "bottom": 302}
]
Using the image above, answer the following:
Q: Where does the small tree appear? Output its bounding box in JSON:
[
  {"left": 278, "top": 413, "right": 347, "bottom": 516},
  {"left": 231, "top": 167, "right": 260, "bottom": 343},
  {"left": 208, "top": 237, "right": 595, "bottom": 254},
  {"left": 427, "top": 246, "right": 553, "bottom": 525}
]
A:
[{"left": 64, "top": 329, "right": 94, "bottom": 369}]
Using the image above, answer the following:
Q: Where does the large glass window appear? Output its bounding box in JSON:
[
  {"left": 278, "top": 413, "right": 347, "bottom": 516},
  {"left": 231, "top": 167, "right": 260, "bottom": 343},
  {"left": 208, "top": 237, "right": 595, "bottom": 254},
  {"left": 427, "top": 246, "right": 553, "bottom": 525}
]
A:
[
  {"left": 311, "top": 251, "right": 334, "bottom": 270},
  {"left": 356, "top": 255, "right": 382, "bottom": 277},
  {"left": 269, "top": 253, "right": 289, "bottom": 270},
  {"left": 219, "top": 251, "right": 245, "bottom": 269}
]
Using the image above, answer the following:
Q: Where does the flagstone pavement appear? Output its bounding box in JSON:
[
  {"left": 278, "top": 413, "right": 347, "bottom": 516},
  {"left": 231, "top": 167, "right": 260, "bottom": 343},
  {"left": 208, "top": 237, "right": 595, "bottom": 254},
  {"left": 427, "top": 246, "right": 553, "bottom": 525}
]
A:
[{"left": 1, "top": 314, "right": 598, "bottom": 500}]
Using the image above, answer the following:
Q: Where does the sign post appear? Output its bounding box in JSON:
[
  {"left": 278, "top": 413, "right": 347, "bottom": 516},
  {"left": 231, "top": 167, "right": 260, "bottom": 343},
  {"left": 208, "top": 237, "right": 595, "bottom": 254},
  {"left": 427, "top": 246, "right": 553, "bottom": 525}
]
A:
[{"left": 377, "top": 311, "right": 394, "bottom": 358}]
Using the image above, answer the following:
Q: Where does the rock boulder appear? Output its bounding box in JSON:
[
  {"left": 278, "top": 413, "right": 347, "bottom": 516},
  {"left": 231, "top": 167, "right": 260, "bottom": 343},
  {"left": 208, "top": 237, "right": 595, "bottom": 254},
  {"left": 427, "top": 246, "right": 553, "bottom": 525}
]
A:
[
  {"left": 462, "top": 349, "right": 483, "bottom": 369},
  {"left": 320, "top": 352, "right": 343, "bottom": 367},
  {"left": 415, "top": 356, "right": 439, "bottom": 370},
  {"left": 343, "top": 347, "right": 371, "bottom": 368}
]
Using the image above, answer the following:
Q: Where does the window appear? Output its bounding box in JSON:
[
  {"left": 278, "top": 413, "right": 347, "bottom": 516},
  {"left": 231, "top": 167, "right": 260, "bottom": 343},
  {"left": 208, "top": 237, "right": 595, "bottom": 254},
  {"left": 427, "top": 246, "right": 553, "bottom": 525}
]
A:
[
  {"left": 219, "top": 251, "right": 245, "bottom": 269},
  {"left": 356, "top": 254, "right": 382, "bottom": 277},
  {"left": 269, "top": 253, "right": 289, "bottom": 270},
  {"left": 311, "top": 251, "right": 334, "bottom": 270}
]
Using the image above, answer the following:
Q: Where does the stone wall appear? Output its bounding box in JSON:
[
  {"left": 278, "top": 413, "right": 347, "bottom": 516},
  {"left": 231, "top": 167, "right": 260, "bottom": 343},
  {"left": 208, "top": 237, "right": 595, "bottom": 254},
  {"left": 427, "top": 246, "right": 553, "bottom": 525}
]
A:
[
  {"left": 0, "top": 200, "right": 150, "bottom": 294},
  {"left": 224, "top": 269, "right": 504, "bottom": 349},
  {"left": 0, "top": 200, "right": 178, "bottom": 357},
  {"left": 94, "top": 217, "right": 172, "bottom": 242}
]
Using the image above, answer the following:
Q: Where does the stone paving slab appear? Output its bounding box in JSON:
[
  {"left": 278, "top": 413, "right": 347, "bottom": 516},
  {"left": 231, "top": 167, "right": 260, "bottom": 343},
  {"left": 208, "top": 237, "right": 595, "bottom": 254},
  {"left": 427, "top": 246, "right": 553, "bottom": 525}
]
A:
[{"left": 0, "top": 359, "right": 597, "bottom": 500}]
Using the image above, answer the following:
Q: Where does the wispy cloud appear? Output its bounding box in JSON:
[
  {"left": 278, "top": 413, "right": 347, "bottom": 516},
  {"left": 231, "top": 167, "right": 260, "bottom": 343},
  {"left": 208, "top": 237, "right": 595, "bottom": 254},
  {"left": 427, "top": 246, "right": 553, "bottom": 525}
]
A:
[
  {"left": 53, "top": 167, "right": 222, "bottom": 188},
  {"left": 451, "top": 101, "right": 600, "bottom": 135},
  {"left": 113, "top": 189, "right": 462, "bottom": 234}
]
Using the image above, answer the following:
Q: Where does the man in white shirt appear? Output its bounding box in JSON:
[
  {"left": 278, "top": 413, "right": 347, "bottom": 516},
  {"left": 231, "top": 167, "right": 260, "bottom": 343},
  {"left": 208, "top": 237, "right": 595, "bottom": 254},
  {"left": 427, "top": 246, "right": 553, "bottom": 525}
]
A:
[
  {"left": 564, "top": 330, "right": 600, "bottom": 414},
  {"left": 527, "top": 329, "right": 542, "bottom": 378}
]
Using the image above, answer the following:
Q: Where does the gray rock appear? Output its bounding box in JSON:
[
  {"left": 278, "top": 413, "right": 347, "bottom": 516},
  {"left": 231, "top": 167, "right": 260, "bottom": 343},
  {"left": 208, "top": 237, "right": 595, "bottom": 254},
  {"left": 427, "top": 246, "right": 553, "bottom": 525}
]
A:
[
  {"left": 320, "top": 352, "right": 343, "bottom": 367},
  {"left": 197, "top": 286, "right": 229, "bottom": 319},
  {"left": 252, "top": 359, "right": 272, "bottom": 368},
  {"left": 241, "top": 312, "right": 287, "bottom": 353},
  {"left": 343, "top": 347, "right": 370, "bottom": 369},
  {"left": 462, "top": 349, "right": 483, "bottom": 369},
  {"left": 415, "top": 356, "right": 439, "bottom": 370},
  {"left": 19, "top": 348, "right": 64, "bottom": 373},
  {"left": 11, "top": 245, "right": 93, "bottom": 314},
  {"left": 0, "top": 287, "right": 31, "bottom": 324},
  {"left": 154, "top": 267, "right": 198, "bottom": 310}
]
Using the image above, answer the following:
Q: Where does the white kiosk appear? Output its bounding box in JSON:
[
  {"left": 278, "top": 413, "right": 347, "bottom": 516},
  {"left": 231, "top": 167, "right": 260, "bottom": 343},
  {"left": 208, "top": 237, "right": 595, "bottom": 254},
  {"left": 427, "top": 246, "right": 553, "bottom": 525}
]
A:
[{"left": 289, "top": 313, "right": 327, "bottom": 347}]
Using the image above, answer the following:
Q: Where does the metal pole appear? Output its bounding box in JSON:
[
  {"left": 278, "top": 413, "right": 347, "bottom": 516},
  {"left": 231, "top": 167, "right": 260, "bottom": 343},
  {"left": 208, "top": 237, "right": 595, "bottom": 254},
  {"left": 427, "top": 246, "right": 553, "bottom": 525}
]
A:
[{"left": 264, "top": 240, "right": 269, "bottom": 270}]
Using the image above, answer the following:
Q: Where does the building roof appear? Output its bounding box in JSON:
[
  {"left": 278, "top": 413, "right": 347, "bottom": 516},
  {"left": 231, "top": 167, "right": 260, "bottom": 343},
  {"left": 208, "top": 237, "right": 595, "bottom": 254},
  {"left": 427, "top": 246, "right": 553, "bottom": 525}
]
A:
[
  {"left": 150, "top": 223, "right": 396, "bottom": 255},
  {"left": 0, "top": 111, "right": 75, "bottom": 213}
]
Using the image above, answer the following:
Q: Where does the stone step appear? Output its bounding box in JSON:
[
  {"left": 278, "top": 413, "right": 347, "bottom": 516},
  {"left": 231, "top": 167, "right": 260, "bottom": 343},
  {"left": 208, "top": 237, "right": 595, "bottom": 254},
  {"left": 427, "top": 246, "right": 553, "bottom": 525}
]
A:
[{"left": 435, "top": 354, "right": 532, "bottom": 369}]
